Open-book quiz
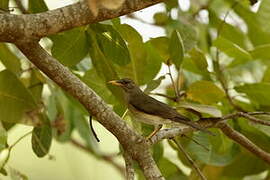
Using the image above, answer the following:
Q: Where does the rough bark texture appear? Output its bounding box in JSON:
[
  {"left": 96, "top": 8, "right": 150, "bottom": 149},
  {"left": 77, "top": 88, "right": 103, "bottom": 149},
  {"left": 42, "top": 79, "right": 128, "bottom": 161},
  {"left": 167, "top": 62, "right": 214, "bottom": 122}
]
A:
[
  {"left": 0, "top": 0, "right": 162, "bottom": 42},
  {"left": 1, "top": 0, "right": 270, "bottom": 179},
  {"left": 16, "top": 41, "right": 164, "bottom": 180}
]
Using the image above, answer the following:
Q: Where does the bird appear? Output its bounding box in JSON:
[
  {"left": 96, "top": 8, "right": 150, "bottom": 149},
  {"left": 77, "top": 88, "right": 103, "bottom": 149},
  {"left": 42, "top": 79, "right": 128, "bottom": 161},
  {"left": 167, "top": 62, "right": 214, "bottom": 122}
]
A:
[{"left": 108, "top": 78, "right": 212, "bottom": 139}]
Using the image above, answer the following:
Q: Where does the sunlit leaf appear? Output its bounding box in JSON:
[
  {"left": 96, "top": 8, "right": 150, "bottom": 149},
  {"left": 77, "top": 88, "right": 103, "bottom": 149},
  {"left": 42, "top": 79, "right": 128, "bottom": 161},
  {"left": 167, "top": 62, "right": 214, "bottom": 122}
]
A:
[
  {"left": 250, "top": 44, "right": 270, "bottom": 60},
  {"left": 149, "top": 37, "right": 169, "bottom": 63},
  {"left": 187, "top": 80, "right": 225, "bottom": 104},
  {"left": 257, "top": 0, "right": 270, "bottom": 33},
  {"left": 0, "top": 122, "right": 7, "bottom": 151},
  {"left": 188, "top": 48, "right": 209, "bottom": 78},
  {"left": 213, "top": 37, "right": 252, "bottom": 61},
  {"left": 177, "top": 102, "right": 222, "bottom": 117},
  {"left": 0, "top": 44, "right": 21, "bottom": 75},
  {"left": 51, "top": 27, "right": 89, "bottom": 67}
]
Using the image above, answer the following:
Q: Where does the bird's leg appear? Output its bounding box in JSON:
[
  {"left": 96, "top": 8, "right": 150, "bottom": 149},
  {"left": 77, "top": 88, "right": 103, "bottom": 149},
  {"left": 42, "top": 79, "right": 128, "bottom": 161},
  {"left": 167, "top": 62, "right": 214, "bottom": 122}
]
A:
[{"left": 146, "top": 124, "right": 163, "bottom": 140}]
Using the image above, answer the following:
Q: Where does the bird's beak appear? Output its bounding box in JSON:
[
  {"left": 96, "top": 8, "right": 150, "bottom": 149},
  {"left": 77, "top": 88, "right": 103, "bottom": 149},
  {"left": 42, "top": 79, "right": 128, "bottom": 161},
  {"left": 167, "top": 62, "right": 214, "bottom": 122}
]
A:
[{"left": 108, "top": 80, "right": 123, "bottom": 86}]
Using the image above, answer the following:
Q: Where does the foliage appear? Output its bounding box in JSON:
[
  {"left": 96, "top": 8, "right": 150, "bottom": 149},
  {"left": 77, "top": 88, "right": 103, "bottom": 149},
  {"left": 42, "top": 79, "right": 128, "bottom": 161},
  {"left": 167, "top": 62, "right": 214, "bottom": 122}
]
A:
[{"left": 1, "top": 0, "right": 270, "bottom": 179}]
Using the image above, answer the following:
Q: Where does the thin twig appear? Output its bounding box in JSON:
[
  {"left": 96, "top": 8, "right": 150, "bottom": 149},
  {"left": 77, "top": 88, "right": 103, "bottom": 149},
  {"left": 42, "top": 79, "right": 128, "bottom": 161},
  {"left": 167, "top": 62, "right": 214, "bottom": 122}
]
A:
[
  {"left": 70, "top": 139, "right": 125, "bottom": 176},
  {"left": 172, "top": 138, "right": 207, "bottom": 180},
  {"left": 123, "top": 151, "right": 135, "bottom": 180},
  {"left": 167, "top": 65, "right": 179, "bottom": 98},
  {"left": 182, "top": 134, "right": 209, "bottom": 151}
]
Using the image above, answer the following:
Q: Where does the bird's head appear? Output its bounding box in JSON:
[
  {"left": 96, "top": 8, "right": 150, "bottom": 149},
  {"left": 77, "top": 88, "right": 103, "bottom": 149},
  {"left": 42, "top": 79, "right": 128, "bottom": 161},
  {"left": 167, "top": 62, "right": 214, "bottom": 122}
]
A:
[{"left": 108, "top": 78, "right": 138, "bottom": 93}]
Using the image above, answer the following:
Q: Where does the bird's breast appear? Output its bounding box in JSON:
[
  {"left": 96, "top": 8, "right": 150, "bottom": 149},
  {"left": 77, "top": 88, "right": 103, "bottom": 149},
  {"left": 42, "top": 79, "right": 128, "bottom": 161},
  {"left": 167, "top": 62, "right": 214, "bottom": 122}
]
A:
[{"left": 128, "top": 104, "right": 172, "bottom": 125}]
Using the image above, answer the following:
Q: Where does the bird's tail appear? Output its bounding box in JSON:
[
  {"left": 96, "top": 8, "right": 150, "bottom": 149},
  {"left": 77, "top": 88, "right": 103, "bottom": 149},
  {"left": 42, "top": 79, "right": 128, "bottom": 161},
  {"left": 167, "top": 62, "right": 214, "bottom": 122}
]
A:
[{"left": 173, "top": 117, "right": 214, "bottom": 136}]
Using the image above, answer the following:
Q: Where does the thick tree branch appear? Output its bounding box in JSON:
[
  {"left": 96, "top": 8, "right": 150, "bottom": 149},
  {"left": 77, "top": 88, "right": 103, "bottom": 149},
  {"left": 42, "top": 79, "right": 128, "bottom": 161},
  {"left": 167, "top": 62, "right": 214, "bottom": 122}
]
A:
[
  {"left": 123, "top": 151, "right": 135, "bottom": 180},
  {"left": 0, "top": 0, "right": 163, "bottom": 42},
  {"left": 16, "top": 41, "right": 164, "bottom": 180}
]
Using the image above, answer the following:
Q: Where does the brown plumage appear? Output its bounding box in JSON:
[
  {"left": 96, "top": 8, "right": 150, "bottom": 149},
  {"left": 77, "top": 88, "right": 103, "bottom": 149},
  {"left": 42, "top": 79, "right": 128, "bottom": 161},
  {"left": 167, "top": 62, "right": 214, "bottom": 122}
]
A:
[{"left": 109, "top": 78, "right": 211, "bottom": 135}]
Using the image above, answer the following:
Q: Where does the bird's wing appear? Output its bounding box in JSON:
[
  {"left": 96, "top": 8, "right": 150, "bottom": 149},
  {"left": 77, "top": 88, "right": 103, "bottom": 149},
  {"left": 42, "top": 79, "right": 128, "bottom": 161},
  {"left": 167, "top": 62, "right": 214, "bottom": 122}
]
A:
[{"left": 129, "top": 92, "right": 187, "bottom": 120}]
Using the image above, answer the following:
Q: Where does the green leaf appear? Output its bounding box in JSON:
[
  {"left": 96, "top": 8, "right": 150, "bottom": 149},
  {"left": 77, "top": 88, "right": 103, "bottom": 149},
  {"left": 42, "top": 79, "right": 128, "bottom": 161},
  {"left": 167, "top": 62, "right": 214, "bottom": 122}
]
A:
[
  {"left": 262, "top": 67, "right": 270, "bottom": 82},
  {"left": 87, "top": 28, "right": 124, "bottom": 102},
  {"left": 154, "top": 12, "right": 168, "bottom": 25},
  {"left": 90, "top": 24, "right": 131, "bottom": 66},
  {"left": 51, "top": 27, "right": 89, "bottom": 67},
  {"left": 169, "top": 30, "right": 184, "bottom": 68},
  {"left": 188, "top": 132, "right": 240, "bottom": 166},
  {"left": 28, "top": 0, "right": 48, "bottom": 13},
  {"left": 157, "top": 158, "right": 186, "bottom": 179},
  {"left": 0, "top": 44, "right": 21, "bottom": 75},
  {"left": 235, "top": 83, "right": 270, "bottom": 106},
  {"left": 187, "top": 80, "right": 225, "bottom": 104},
  {"left": 213, "top": 37, "right": 252, "bottom": 61},
  {"left": 0, "top": 122, "right": 7, "bottom": 151},
  {"left": 31, "top": 124, "right": 52, "bottom": 157},
  {"left": 230, "top": 1, "right": 270, "bottom": 46},
  {"left": 177, "top": 102, "right": 222, "bottom": 117},
  {"left": 152, "top": 143, "right": 163, "bottom": 162},
  {"left": 0, "top": 0, "right": 8, "bottom": 9},
  {"left": 257, "top": 0, "right": 270, "bottom": 33},
  {"left": 113, "top": 24, "right": 162, "bottom": 85},
  {"left": 168, "top": 20, "right": 198, "bottom": 51},
  {"left": 188, "top": 48, "right": 209, "bottom": 77},
  {"left": 27, "top": 69, "right": 44, "bottom": 102},
  {"left": 250, "top": 44, "right": 270, "bottom": 60},
  {"left": 82, "top": 68, "right": 115, "bottom": 103},
  {"left": 208, "top": 10, "right": 246, "bottom": 48},
  {"left": 144, "top": 76, "right": 165, "bottom": 94},
  {"left": 0, "top": 70, "right": 39, "bottom": 124},
  {"left": 149, "top": 37, "right": 170, "bottom": 63}
]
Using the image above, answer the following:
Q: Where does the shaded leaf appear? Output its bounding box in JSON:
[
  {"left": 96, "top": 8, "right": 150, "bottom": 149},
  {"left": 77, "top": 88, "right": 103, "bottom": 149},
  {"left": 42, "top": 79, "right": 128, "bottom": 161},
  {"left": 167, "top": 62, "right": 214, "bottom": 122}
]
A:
[
  {"left": 188, "top": 48, "right": 209, "bottom": 78},
  {"left": 188, "top": 132, "right": 240, "bottom": 166},
  {"left": 51, "top": 27, "right": 89, "bottom": 67},
  {"left": 157, "top": 157, "right": 186, "bottom": 179},
  {"left": 90, "top": 24, "right": 131, "bottom": 66},
  {"left": 28, "top": 0, "right": 48, "bottom": 13},
  {"left": 0, "top": 44, "right": 21, "bottom": 75},
  {"left": 0, "top": 70, "right": 39, "bottom": 124},
  {"left": 235, "top": 83, "right": 270, "bottom": 106},
  {"left": 169, "top": 30, "right": 184, "bottom": 68},
  {"left": 154, "top": 12, "right": 168, "bottom": 25},
  {"left": 187, "top": 80, "right": 225, "bottom": 104},
  {"left": 31, "top": 124, "right": 52, "bottom": 157},
  {"left": 177, "top": 102, "right": 222, "bottom": 117},
  {"left": 144, "top": 76, "right": 165, "bottom": 94},
  {"left": 0, "top": 0, "right": 8, "bottom": 9}
]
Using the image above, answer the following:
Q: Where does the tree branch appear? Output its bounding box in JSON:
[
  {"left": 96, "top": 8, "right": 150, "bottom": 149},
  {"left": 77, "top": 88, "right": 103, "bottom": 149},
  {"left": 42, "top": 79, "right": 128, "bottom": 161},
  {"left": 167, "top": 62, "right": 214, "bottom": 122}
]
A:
[
  {"left": 0, "top": 0, "right": 163, "bottom": 42},
  {"left": 217, "top": 122, "right": 270, "bottom": 164},
  {"left": 172, "top": 138, "right": 207, "bottom": 180},
  {"left": 16, "top": 41, "right": 164, "bottom": 180},
  {"left": 123, "top": 151, "right": 135, "bottom": 180}
]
